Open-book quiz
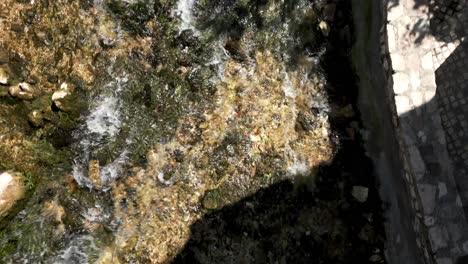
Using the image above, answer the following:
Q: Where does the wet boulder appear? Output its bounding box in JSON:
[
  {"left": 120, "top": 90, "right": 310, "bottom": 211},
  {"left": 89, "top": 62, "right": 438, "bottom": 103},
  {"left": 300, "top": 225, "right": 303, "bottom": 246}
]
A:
[
  {"left": 0, "top": 171, "right": 25, "bottom": 219},
  {"left": 8, "top": 82, "right": 37, "bottom": 100}
]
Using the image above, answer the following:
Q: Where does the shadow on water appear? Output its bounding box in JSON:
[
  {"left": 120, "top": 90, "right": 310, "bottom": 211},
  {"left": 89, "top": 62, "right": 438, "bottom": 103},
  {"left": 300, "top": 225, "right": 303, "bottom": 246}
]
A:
[{"left": 172, "top": 1, "right": 387, "bottom": 263}]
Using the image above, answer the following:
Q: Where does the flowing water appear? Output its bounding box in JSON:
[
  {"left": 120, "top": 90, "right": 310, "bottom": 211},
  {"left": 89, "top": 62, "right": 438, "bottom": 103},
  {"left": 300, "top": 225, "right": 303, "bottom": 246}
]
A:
[{"left": 0, "top": 0, "right": 387, "bottom": 263}]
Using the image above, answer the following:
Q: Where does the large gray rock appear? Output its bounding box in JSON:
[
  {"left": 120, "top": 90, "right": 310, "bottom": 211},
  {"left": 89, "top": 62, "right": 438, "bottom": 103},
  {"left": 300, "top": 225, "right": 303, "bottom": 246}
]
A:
[{"left": 0, "top": 171, "right": 25, "bottom": 219}]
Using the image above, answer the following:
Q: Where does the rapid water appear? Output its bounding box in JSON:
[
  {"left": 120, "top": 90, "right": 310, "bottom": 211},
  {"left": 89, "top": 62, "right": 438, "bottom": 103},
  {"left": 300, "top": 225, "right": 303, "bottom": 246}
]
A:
[
  {"left": 72, "top": 70, "right": 130, "bottom": 190},
  {"left": 174, "top": 0, "right": 198, "bottom": 33},
  {"left": 0, "top": 0, "right": 374, "bottom": 263}
]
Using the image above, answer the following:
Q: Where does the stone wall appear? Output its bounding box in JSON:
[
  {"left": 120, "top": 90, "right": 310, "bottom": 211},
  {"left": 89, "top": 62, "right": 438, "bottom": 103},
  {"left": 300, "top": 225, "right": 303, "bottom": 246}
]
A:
[{"left": 352, "top": 0, "right": 468, "bottom": 263}]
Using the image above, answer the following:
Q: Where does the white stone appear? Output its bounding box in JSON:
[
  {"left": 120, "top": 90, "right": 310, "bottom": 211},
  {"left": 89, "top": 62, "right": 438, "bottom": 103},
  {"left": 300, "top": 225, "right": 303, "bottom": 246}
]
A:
[
  {"left": 395, "top": 95, "right": 411, "bottom": 115},
  {"left": 0, "top": 171, "right": 25, "bottom": 218},
  {"left": 352, "top": 186, "right": 369, "bottom": 203},
  {"left": 388, "top": 5, "right": 404, "bottom": 20},
  {"left": 438, "top": 182, "right": 448, "bottom": 198},
  {"left": 19, "top": 82, "right": 34, "bottom": 93},
  {"left": 410, "top": 91, "right": 425, "bottom": 108},
  {"left": 410, "top": 71, "right": 421, "bottom": 89},
  {"left": 391, "top": 54, "right": 406, "bottom": 71},
  {"left": 52, "top": 90, "right": 69, "bottom": 101},
  {"left": 421, "top": 52, "right": 434, "bottom": 71},
  {"left": 393, "top": 73, "right": 410, "bottom": 94},
  {"left": 387, "top": 25, "right": 397, "bottom": 52}
]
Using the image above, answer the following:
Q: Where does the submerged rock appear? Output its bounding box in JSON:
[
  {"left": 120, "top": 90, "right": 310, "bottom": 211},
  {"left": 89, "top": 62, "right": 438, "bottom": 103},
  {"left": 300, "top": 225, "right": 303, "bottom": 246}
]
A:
[
  {"left": 27, "top": 110, "right": 44, "bottom": 127},
  {"left": 352, "top": 186, "right": 369, "bottom": 203},
  {"left": 0, "top": 171, "right": 25, "bottom": 219},
  {"left": 8, "top": 82, "right": 36, "bottom": 100}
]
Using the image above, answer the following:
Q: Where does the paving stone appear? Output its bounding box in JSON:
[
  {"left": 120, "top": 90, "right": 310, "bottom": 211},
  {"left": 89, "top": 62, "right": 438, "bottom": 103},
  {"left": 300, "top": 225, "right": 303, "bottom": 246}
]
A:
[
  {"left": 418, "top": 184, "right": 437, "bottom": 214},
  {"left": 408, "top": 146, "right": 426, "bottom": 180},
  {"left": 436, "top": 258, "right": 453, "bottom": 264},
  {"left": 395, "top": 95, "right": 412, "bottom": 114},
  {"left": 410, "top": 91, "right": 425, "bottom": 108},
  {"left": 429, "top": 226, "right": 449, "bottom": 251},
  {"left": 393, "top": 72, "right": 410, "bottom": 94},
  {"left": 410, "top": 71, "right": 421, "bottom": 89},
  {"left": 391, "top": 53, "right": 406, "bottom": 71},
  {"left": 438, "top": 182, "right": 448, "bottom": 198}
]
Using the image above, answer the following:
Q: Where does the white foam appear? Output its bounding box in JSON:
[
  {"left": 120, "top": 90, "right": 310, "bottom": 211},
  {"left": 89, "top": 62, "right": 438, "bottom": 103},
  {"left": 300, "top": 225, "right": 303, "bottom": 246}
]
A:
[
  {"left": 282, "top": 73, "right": 297, "bottom": 98},
  {"left": 51, "top": 235, "right": 98, "bottom": 264},
  {"left": 174, "top": 0, "right": 198, "bottom": 33},
  {"left": 72, "top": 73, "right": 129, "bottom": 189},
  {"left": 287, "top": 159, "right": 310, "bottom": 176}
]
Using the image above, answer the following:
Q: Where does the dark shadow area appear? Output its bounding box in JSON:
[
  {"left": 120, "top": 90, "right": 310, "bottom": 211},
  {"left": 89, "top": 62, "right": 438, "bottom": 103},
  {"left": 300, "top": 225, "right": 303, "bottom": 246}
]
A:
[
  {"left": 435, "top": 40, "right": 468, "bottom": 214},
  {"left": 456, "top": 255, "right": 468, "bottom": 264},
  {"left": 172, "top": 1, "right": 387, "bottom": 263}
]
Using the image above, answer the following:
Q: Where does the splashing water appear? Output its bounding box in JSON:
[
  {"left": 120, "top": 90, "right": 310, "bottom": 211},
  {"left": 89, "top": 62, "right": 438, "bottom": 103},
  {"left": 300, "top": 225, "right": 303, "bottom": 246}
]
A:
[
  {"left": 48, "top": 235, "right": 99, "bottom": 264},
  {"left": 174, "top": 0, "right": 198, "bottom": 33},
  {"left": 72, "top": 71, "right": 130, "bottom": 190}
]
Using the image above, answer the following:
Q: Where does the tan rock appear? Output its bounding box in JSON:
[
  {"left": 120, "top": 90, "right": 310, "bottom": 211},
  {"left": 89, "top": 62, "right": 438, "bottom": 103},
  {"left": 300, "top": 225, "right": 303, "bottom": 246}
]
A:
[
  {"left": 8, "top": 82, "right": 36, "bottom": 100},
  {"left": 0, "top": 171, "right": 25, "bottom": 219}
]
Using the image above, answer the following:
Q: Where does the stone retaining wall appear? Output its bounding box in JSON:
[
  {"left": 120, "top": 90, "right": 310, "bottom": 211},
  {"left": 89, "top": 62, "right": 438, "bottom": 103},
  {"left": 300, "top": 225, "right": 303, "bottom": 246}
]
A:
[{"left": 352, "top": 0, "right": 468, "bottom": 263}]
